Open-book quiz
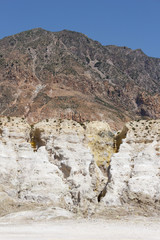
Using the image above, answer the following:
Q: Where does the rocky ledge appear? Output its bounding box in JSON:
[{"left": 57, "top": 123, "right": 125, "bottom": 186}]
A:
[{"left": 0, "top": 117, "right": 159, "bottom": 221}]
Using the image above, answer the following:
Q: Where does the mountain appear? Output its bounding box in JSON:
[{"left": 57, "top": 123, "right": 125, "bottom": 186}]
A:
[{"left": 0, "top": 28, "right": 160, "bottom": 129}]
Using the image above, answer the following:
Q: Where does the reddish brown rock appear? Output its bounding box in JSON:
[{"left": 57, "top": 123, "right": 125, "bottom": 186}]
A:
[{"left": 0, "top": 28, "right": 160, "bottom": 129}]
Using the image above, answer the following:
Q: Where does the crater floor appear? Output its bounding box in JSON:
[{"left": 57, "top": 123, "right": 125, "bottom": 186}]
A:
[{"left": 0, "top": 218, "right": 160, "bottom": 240}]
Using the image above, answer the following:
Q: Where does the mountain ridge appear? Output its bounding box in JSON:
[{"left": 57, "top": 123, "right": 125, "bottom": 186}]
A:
[
  {"left": 0, "top": 28, "right": 155, "bottom": 57},
  {"left": 0, "top": 28, "right": 160, "bottom": 129}
]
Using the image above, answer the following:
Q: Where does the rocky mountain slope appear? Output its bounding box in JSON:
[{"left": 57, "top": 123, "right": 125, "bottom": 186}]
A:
[
  {"left": 0, "top": 28, "right": 160, "bottom": 129},
  {"left": 0, "top": 117, "right": 159, "bottom": 220}
]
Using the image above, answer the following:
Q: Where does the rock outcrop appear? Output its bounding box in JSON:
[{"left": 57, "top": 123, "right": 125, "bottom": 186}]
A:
[
  {"left": 103, "top": 119, "right": 160, "bottom": 215},
  {"left": 0, "top": 117, "right": 160, "bottom": 220},
  {"left": 0, "top": 117, "right": 114, "bottom": 218}
]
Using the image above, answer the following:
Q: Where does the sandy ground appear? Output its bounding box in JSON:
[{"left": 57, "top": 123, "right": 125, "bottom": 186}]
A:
[{"left": 0, "top": 217, "right": 159, "bottom": 240}]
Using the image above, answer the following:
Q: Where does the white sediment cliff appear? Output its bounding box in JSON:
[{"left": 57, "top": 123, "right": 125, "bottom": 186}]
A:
[
  {"left": 0, "top": 117, "right": 159, "bottom": 220},
  {"left": 103, "top": 120, "right": 160, "bottom": 214}
]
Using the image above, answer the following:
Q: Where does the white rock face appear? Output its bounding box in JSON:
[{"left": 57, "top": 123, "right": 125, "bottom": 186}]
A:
[
  {"left": 103, "top": 120, "right": 160, "bottom": 212},
  {"left": 0, "top": 117, "right": 160, "bottom": 219},
  {"left": 0, "top": 117, "right": 112, "bottom": 218}
]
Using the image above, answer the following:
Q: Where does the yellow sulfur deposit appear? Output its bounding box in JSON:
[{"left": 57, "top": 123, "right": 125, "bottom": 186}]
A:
[
  {"left": 85, "top": 121, "right": 115, "bottom": 169},
  {"left": 30, "top": 138, "right": 37, "bottom": 151}
]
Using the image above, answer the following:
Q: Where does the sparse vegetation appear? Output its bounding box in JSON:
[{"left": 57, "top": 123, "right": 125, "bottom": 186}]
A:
[
  {"left": 7, "top": 116, "right": 10, "bottom": 122},
  {"left": 0, "top": 58, "right": 5, "bottom": 66},
  {"left": 94, "top": 61, "right": 102, "bottom": 67}
]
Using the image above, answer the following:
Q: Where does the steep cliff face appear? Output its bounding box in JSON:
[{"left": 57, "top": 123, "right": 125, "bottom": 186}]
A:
[
  {"left": 0, "top": 117, "right": 160, "bottom": 220},
  {"left": 0, "top": 117, "right": 114, "bottom": 218},
  {"left": 103, "top": 120, "right": 160, "bottom": 215}
]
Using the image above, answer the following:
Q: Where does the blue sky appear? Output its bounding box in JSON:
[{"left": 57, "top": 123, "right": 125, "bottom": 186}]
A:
[{"left": 0, "top": 0, "right": 160, "bottom": 58}]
